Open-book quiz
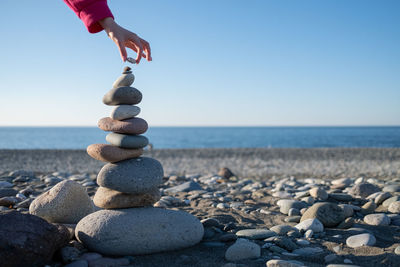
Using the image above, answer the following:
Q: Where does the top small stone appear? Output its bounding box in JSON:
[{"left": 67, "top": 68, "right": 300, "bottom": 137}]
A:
[
  {"left": 123, "top": 66, "right": 132, "bottom": 74},
  {"left": 112, "top": 69, "right": 135, "bottom": 89}
]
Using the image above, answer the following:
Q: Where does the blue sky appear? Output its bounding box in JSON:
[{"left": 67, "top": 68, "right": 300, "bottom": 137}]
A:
[{"left": 0, "top": 0, "right": 399, "bottom": 126}]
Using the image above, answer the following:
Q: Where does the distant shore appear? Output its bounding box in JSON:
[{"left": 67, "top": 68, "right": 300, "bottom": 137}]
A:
[{"left": 1, "top": 148, "right": 399, "bottom": 179}]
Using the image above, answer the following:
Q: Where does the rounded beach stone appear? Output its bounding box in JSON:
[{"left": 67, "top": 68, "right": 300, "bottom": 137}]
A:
[
  {"left": 98, "top": 117, "right": 148, "bottom": 134},
  {"left": 382, "top": 196, "right": 400, "bottom": 207},
  {"left": 346, "top": 233, "right": 376, "bottom": 248},
  {"left": 102, "top": 86, "right": 142, "bottom": 106},
  {"left": 276, "top": 199, "right": 307, "bottom": 215},
  {"left": 360, "top": 201, "right": 376, "bottom": 215},
  {"left": 388, "top": 201, "right": 400, "bottom": 213},
  {"left": 300, "top": 202, "right": 345, "bottom": 228},
  {"left": 225, "top": 238, "right": 260, "bottom": 261},
  {"left": 349, "top": 183, "right": 380, "bottom": 198},
  {"left": 295, "top": 218, "right": 324, "bottom": 233},
  {"left": 93, "top": 187, "right": 161, "bottom": 209},
  {"left": 106, "top": 132, "right": 149, "bottom": 149},
  {"left": 97, "top": 157, "right": 163, "bottom": 194},
  {"left": 110, "top": 105, "right": 140, "bottom": 120},
  {"left": 75, "top": 208, "right": 204, "bottom": 255},
  {"left": 309, "top": 187, "right": 328, "bottom": 200},
  {"left": 29, "top": 180, "right": 94, "bottom": 224},
  {"left": 87, "top": 144, "right": 143, "bottom": 163},
  {"left": 363, "top": 213, "right": 390, "bottom": 226},
  {"left": 112, "top": 72, "right": 135, "bottom": 89}
]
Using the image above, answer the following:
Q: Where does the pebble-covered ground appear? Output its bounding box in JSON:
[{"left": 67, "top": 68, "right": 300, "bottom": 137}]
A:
[
  {"left": 1, "top": 148, "right": 400, "bottom": 267},
  {"left": 1, "top": 148, "right": 399, "bottom": 178}
]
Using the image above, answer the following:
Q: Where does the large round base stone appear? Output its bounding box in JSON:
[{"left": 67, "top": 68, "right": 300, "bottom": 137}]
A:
[{"left": 75, "top": 208, "right": 204, "bottom": 255}]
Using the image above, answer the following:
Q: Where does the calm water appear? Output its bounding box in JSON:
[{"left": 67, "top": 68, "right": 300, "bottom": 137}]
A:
[{"left": 0, "top": 127, "right": 399, "bottom": 149}]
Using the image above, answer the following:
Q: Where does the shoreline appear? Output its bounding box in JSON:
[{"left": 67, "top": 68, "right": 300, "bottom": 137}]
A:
[{"left": 1, "top": 148, "right": 399, "bottom": 178}]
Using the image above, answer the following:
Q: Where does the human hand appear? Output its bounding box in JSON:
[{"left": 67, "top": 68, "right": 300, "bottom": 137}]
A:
[{"left": 99, "top": 17, "right": 152, "bottom": 63}]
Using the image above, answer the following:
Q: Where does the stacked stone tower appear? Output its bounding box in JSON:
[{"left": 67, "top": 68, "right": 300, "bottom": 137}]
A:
[{"left": 75, "top": 67, "right": 203, "bottom": 255}]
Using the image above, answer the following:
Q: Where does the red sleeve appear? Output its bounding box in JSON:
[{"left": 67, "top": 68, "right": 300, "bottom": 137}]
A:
[{"left": 63, "top": 0, "right": 114, "bottom": 33}]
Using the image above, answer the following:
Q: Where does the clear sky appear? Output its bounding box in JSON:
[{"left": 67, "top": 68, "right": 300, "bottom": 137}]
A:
[{"left": 0, "top": 0, "right": 399, "bottom": 126}]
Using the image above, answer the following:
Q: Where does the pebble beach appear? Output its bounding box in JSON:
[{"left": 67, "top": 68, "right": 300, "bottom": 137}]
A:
[{"left": 1, "top": 147, "right": 400, "bottom": 267}]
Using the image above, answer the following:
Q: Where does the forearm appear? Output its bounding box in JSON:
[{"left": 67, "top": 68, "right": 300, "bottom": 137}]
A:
[{"left": 63, "top": 0, "right": 114, "bottom": 33}]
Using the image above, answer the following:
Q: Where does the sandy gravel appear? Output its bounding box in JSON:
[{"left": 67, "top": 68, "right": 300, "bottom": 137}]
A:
[{"left": 0, "top": 148, "right": 399, "bottom": 179}]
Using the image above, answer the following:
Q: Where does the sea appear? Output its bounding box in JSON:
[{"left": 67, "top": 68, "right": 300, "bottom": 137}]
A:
[{"left": 0, "top": 126, "right": 399, "bottom": 149}]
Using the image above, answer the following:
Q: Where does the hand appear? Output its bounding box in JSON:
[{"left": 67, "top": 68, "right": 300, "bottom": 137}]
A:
[{"left": 99, "top": 17, "right": 152, "bottom": 63}]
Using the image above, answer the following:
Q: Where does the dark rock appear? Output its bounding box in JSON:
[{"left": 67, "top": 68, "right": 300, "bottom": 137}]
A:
[
  {"left": 218, "top": 167, "right": 235, "bottom": 179},
  {"left": 0, "top": 210, "right": 69, "bottom": 267},
  {"left": 0, "top": 188, "right": 18, "bottom": 198}
]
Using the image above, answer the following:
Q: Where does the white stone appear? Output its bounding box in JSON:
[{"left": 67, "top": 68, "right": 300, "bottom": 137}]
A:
[
  {"left": 75, "top": 208, "right": 204, "bottom": 255},
  {"left": 110, "top": 105, "right": 141, "bottom": 120},
  {"left": 295, "top": 218, "right": 324, "bottom": 233},
  {"left": 225, "top": 238, "right": 260, "bottom": 261},
  {"left": 276, "top": 199, "right": 307, "bottom": 215},
  {"left": 346, "top": 233, "right": 376, "bottom": 248},
  {"left": 363, "top": 213, "right": 390, "bottom": 226},
  {"left": 29, "top": 180, "right": 94, "bottom": 224},
  {"left": 266, "top": 259, "right": 303, "bottom": 267},
  {"left": 388, "top": 201, "right": 400, "bottom": 213}
]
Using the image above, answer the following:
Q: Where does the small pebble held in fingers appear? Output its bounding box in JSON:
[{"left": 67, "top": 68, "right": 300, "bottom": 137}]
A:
[{"left": 98, "top": 117, "right": 148, "bottom": 135}]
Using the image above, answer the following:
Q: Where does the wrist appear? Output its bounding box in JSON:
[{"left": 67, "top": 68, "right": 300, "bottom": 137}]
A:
[{"left": 99, "top": 17, "right": 117, "bottom": 32}]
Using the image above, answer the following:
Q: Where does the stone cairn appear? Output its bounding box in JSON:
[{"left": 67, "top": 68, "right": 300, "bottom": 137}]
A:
[{"left": 76, "top": 67, "right": 204, "bottom": 255}]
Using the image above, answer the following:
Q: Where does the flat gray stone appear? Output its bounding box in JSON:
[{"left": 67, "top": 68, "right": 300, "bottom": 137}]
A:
[
  {"left": 266, "top": 259, "right": 303, "bottom": 267},
  {"left": 165, "top": 181, "right": 202, "bottom": 193},
  {"left": 106, "top": 132, "right": 149, "bottom": 149},
  {"left": 292, "top": 247, "right": 323, "bottom": 255},
  {"left": 346, "top": 233, "right": 376, "bottom": 248},
  {"left": 235, "top": 229, "right": 276, "bottom": 240},
  {"left": 110, "top": 105, "right": 140, "bottom": 120},
  {"left": 383, "top": 184, "right": 400, "bottom": 192},
  {"left": 0, "top": 181, "right": 13, "bottom": 188},
  {"left": 270, "top": 225, "right": 298, "bottom": 236},
  {"left": 75, "top": 208, "right": 204, "bottom": 255},
  {"left": 97, "top": 157, "right": 163, "bottom": 194},
  {"left": 0, "top": 188, "right": 18, "bottom": 198},
  {"left": 103, "top": 86, "right": 142, "bottom": 105},
  {"left": 329, "top": 193, "right": 353, "bottom": 201}
]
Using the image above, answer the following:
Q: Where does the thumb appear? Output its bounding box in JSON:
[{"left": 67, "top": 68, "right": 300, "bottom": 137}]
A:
[{"left": 117, "top": 41, "right": 127, "bottom": 62}]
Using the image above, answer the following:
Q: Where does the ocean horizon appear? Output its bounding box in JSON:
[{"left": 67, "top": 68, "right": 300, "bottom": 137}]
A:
[{"left": 0, "top": 126, "right": 399, "bottom": 149}]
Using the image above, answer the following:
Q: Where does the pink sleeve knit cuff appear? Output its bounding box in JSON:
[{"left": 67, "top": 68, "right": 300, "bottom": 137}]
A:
[{"left": 78, "top": 0, "right": 114, "bottom": 33}]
